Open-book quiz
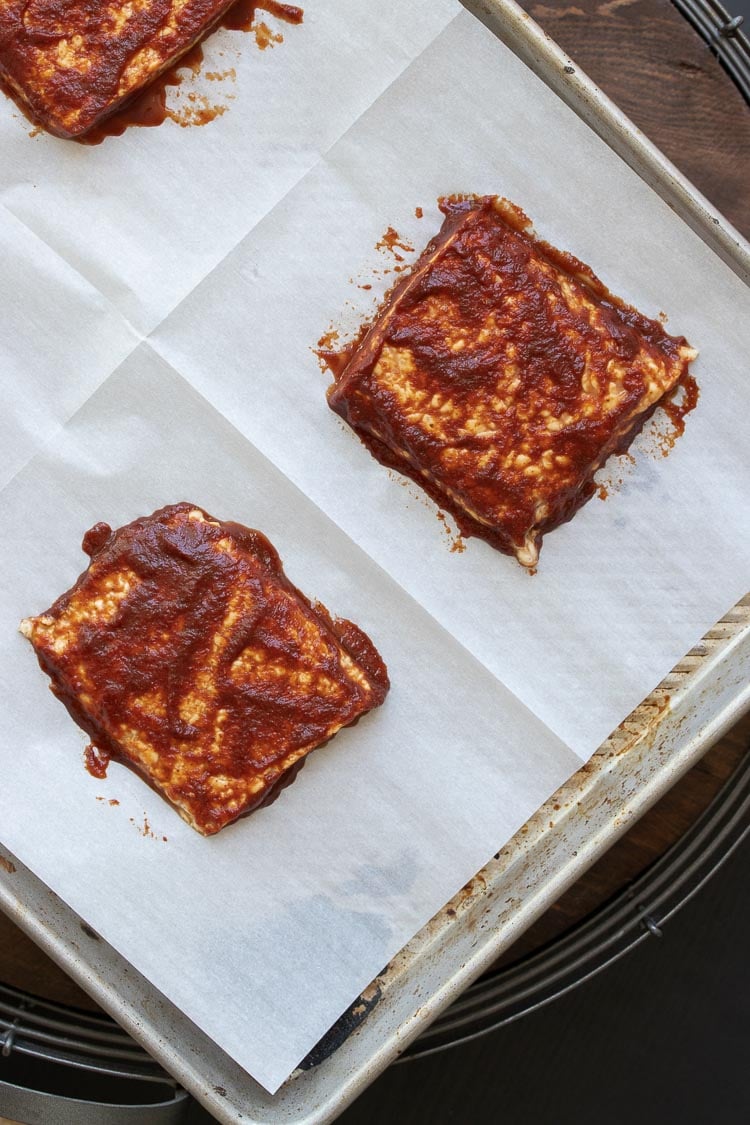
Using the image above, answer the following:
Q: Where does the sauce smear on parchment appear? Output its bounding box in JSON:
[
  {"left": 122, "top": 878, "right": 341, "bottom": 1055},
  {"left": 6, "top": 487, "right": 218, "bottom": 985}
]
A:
[{"left": 77, "top": 0, "right": 303, "bottom": 144}]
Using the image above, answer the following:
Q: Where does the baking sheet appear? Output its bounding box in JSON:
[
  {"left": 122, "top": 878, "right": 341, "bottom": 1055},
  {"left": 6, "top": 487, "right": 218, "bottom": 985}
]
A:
[{"left": 1, "top": 0, "right": 750, "bottom": 1096}]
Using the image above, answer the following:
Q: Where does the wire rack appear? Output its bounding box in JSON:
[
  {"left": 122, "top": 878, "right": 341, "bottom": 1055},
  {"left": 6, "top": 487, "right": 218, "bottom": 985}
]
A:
[{"left": 673, "top": 0, "right": 750, "bottom": 100}]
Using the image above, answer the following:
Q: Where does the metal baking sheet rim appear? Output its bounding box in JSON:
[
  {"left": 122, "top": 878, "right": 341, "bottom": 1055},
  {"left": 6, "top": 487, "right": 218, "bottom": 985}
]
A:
[
  {"left": 465, "top": 0, "right": 750, "bottom": 284},
  {"left": 2, "top": 1, "right": 750, "bottom": 1121}
]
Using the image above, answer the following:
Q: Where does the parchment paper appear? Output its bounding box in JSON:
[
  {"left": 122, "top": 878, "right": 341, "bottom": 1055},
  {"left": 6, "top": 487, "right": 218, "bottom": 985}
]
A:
[{"left": 1, "top": 1, "right": 749, "bottom": 1094}]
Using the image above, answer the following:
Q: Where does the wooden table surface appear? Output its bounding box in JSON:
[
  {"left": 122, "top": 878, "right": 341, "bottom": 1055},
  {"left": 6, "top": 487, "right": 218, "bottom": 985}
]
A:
[
  {"left": 526, "top": 0, "right": 750, "bottom": 239},
  {"left": 1, "top": 0, "right": 749, "bottom": 1024}
]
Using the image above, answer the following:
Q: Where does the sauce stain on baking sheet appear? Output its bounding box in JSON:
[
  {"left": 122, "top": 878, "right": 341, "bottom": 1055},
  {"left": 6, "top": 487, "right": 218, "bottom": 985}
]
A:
[
  {"left": 612, "top": 692, "right": 671, "bottom": 757},
  {"left": 0, "top": 855, "right": 16, "bottom": 874},
  {"left": 96, "top": 798, "right": 167, "bottom": 840},
  {"left": 596, "top": 371, "right": 699, "bottom": 498},
  {"left": 317, "top": 221, "right": 469, "bottom": 559},
  {"left": 369, "top": 225, "right": 417, "bottom": 278},
  {"left": 315, "top": 328, "right": 343, "bottom": 376},
  {"left": 129, "top": 814, "right": 167, "bottom": 841},
  {"left": 130, "top": 814, "right": 154, "bottom": 837},
  {"left": 222, "top": 0, "right": 303, "bottom": 32},
  {"left": 655, "top": 371, "right": 700, "bottom": 455},
  {"left": 84, "top": 743, "right": 110, "bottom": 779},
  {"left": 315, "top": 223, "right": 419, "bottom": 373},
  {"left": 74, "top": 0, "right": 303, "bottom": 144},
  {"left": 375, "top": 226, "right": 414, "bottom": 263},
  {"left": 222, "top": 0, "right": 302, "bottom": 50},
  {"left": 436, "top": 511, "right": 465, "bottom": 554}
]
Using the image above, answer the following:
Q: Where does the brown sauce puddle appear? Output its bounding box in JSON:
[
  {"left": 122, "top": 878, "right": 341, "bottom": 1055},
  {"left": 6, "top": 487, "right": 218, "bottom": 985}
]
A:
[{"left": 76, "top": 0, "right": 303, "bottom": 144}]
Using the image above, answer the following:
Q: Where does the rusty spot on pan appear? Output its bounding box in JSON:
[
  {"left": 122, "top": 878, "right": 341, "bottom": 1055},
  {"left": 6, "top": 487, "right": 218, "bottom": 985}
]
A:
[
  {"left": 611, "top": 692, "right": 672, "bottom": 757},
  {"left": 442, "top": 871, "right": 489, "bottom": 917}
]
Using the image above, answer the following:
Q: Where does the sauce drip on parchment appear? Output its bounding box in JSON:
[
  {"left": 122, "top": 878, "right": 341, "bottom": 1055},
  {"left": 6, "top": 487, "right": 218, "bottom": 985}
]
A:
[{"left": 77, "top": 0, "right": 303, "bottom": 144}]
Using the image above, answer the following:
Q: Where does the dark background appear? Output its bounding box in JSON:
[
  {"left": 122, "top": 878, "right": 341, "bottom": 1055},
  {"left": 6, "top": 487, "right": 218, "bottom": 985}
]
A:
[{"left": 188, "top": 832, "right": 750, "bottom": 1125}]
